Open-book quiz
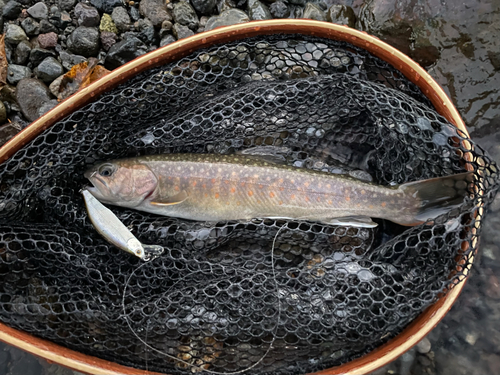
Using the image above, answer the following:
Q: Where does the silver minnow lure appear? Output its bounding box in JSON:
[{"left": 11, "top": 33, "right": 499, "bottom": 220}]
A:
[{"left": 82, "top": 189, "right": 164, "bottom": 260}]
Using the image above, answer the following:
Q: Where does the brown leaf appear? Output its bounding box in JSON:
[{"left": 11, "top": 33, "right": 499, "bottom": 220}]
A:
[
  {"left": 57, "top": 58, "right": 110, "bottom": 100},
  {"left": 0, "top": 34, "right": 8, "bottom": 90}
]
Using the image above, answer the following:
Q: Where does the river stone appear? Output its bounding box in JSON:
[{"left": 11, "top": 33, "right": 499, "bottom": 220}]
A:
[
  {"left": 67, "top": 27, "right": 100, "bottom": 57},
  {"left": 173, "top": 1, "right": 199, "bottom": 30},
  {"left": 111, "top": 7, "right": 131, "bottom": 32},
  {"left": 0, "top": 121, "right": 21, "bottom": 147},
  {"left": 34, "top": 57, "right": 64, "bottom": 83},
  {"left": 38, "top": 32, "right": 58, "bottom": 49},
  {"left": 302, "top": 2, "right": 326, "bottom": 21},
  {"left": 39, "top": 20, "right": 58, "bottom": 34},
  {"left": 37, "top": 99, "right": 58, "bottom": 117},
  {"left": 205, "top": 9, "right": 250, "bottom": 31},
  {"left": 269, "top": 1, "right": 289, "bottom": 18},
  {"left": 58, "top": 0, "right": 75, "bottom": 11},
  {"left": 100, "top": 31, "right": 117, "bottom": 51},
  {"left": 190, "top": 0, "right": 216, "bottom": 16},
  {"left": 172, "top": 23, "right": 194, "bottom": 40},
  {"left": 0, "top": 101, "right": 6, "bottom": 124},
  {"left": 139, "top": 0, "right": 172, "bottom": 27},
  {"left": 29, "top": 47, "right": 56, "bottom": 66},
  {"left": 75, "top": 2, "right": 100, "bottom": 27},
  {"left": 16, "top": 78, "right": 53, "bottom": 121},
  {"left": 21, "top": 17, "right": 40, "bottom": 36},
  {"left": 59, "top": 50, "right": 86, "bottom": 70},
  {"left": 7, "top": 64, "right": 32, "bottom": 85},
  {"left": 3, "top": 1, "right": 22, "bottom": 19},
  {"left": 100, "top": 13, "right": 118, "bottom": 33},
  {"left": 326, "top": 5, "right": 356, "bottom": 28},
  {"left": 89, "top": 0, "right": 122, "bottom": 14},
  {"left": 247, "top": 0, "right": 271, "bottom": 20},
  {"left": 160, "top": 34, "right": 176, "bottom": 47},
  {"left": 104, "top": 36, "right": 147, "bottom": 70},
  {"left": 5, "top": 24, "right": 28, "bottom": 45},
  {"left": 13, "top": 40, "right": 31, "bottom": 65},
  {"left": 27, "top": 2, "right": 48, "bottom": 19}
]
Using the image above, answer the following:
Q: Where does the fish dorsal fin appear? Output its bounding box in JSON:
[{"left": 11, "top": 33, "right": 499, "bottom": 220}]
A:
[
  {"left": 151, "top": 191, "right": 188, "bottom": 206},
  {"left": 236, "top": 146, "right": 290, "bottom": 165},
  {"left": 325, "top": 216, "right": 378, "bottom": 228}
]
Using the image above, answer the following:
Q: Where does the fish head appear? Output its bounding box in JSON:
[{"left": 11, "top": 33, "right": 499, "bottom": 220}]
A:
[{"left": 84, "top": 161, "right": 158, "bottom": 207}]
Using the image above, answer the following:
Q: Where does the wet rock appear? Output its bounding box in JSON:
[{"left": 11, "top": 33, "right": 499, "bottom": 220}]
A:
[
  {"left": 191, "top": 0, "right": 216, "bottom": 16},
  {"left": 13, "top": 40, "right": 31, "bottom": 65},
  {"left": 172, "top": 23, "right": 194, "bottom": 40},
  {"left": 111, "top": 7, "right": 131, "bottom": 33},
  {"left": 8, "top": 352, "right": 43, "bottom": 375},
  {"left": 129, "top": 6, "right": 140, "bottom": 21},
  {"left": 100, "top": 13, "right": 118, "bottom": 33},
  {"left": 34, "top": 57, "right": 64, "bottom": 83},
  {"left": 160, "top": 34, "right": 176, "bottom": 47},
  {"left": 67, "top": 27, "right": 100, "bottom": 57},
  {"left": 8, "top": 61, "right": 32, "bottom": 84},
  {"left": 16, "top": 78, "right": 53, "bottom": 122},
  {"left": 416, "top": 337, "right": 432, "bottom": 354},
  {"left": 39, "top": 20, "right": 58, "bottom": 34},
  {"left": 58, "top": 0, "right": 75, "bottom": 11},
  {"left": 173, "top": 1, "right": 199, "bottom": 30},
  {"left": 0, "top": 101, "right": 6, "bottom": 124},
  {"left": 5, "top": 24, "right": 28, "bottom": 45},
  {"left": 269, "top": 1, "right": 289, "bottom": 18},
  {"left": 3, "top": 1, "right": 22, "bottom": 19},
  {"left": 75, "top": 2, "right": 100, "bottom": 27},
  {"left": 302, "top": 2, "right": 325, "bottom": 21},
  {"left": 205, "top": 9, "right": 250, "bottom": 31},
  {"left": 27, "top": 2, "right": 48, "bottom": 20},
  {"left": 136, "top": 18, "right": 156, "bottom": 44},
  {"left": 21, "top": 17, "right": 40, "bottom": 37},
  {"left": 217, "top": 0, "right": 234, "bottom": 14},
  {"left": 159, "top": 19, "right": 172, "bottom": 37},
  {"left": 38, "top": 32, "right": 58, "bottom": 49},
  {"left": 59, "top": 50, "right": 86, "bottom": 70},
  {"left": 486, "top": 274, "right": 500, "bottom": 300},
  {"left": 0, "top": 85, "right": 17, "bottom": 103},
  {"left": 29, "top": 47, "right": 56, "bottom": 66},
  {"left": 288, "top": 0, "right": 306, "bottom": 5},
  {"left": 89, "top": 0, "right": 122, "bottom": 14},
  {"left": 247, "top": 0, "right": 271, "bottom": 20},
  {"left": 139, "top": 0, "right": 172, "bottom": 27},
  {"left": 59, "top": 11, "right": 72, "bottom": 29},
  {"left": 104, "top": 36, "right": 147, "bottom": 70},
  {"left": 37, "top": 99, "right": 58, "bottom": 117},
  {"left": 0, "top": 121, "right": 21, "bottom": 146},
  {"left": 326, "top": 5, "right": 356, "bottom": 28},
  {"left": 100, "top": 31, "right": 117, "bottom": 51}
]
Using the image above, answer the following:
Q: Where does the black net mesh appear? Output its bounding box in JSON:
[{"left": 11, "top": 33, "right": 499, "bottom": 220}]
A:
[{"left": 0, "top": 35, "right": 498, "bottom": 374}]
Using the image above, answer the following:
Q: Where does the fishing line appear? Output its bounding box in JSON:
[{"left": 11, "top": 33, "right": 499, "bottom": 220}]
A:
[{"left": 122, "top": 222, "right": 287, "bottom": 374}]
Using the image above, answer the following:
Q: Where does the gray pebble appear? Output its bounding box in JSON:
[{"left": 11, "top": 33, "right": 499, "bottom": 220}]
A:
[
  {"left": 13, "top": 40, "right": 31, "bottom": 65},
  {"left": 111, "top": 7, "right": 131, "bottom": 33},
  {"left": 326, "top": 4, "right": 356, "bottom": 28},
  {"left": 173, "top": 1, "right": 199, "bottom": 30},
  {"left": 16, "top": 78, "right": 53, "bottom": 122},
  {"left": 172, "top": 23, "right": 194, "bottom": 40},
  {"left": 139, "top": 0, "right": 172, "bottom": 27},
  {"left": 416, "top": 337, "right": 432, "bottom": 354},
  {"left": 289, "top": 0, "right": 306, "bottom": 4},
  {"left": 136, "top": 18, "right": 157, "bottom": 44},
  {"left": 160, "top": 34, "right": 176, "bottom": 47},
  {"left": 37, "top": 99, "right": 58, "bottom": 117},
  {"left": 302, "top": 2, "right": 326, "bottom": 21},
  {"left": 129, "top": 6, "right": 140, "bottom": 21},
  {"left": 7, "top": 64, "right": 32, "bottom": 85},
  {"left": 191, "top": 0, "right": 216, "bottom": 16},
  {"left": 34, "top": 57, "right": 64, "bottom": 83},
  {"left": 27, "top": 2, "right": 48, "bottom": 20},
  {"left": 66, "top": 27, "right": 100, "bottom": 57},
  {"left": 75, "top": 2, "right": 100, "bottom": 27},
  {"left": 21, "top": 17, "right": 40, "bottom": 36},
  {"left": 2, "top": 0, "right": 22, "bottom": 19},
  {"left": 0, "top": 101, "right": 6, "bottom": 124},
  {"left": 59, "top": 50, "right": 86, "bottom": 70},
  {"left": 217, "top": 0, "right": 233, "bottom": 14},
  {"left": 100, "top": 31, "right": 117, "bottom": 51},
  {"left": 269, "top": 1, "right": 289, "bottom": 18},
  {"left": 5, "top": 24, "right": 28, "bottom": 45},
  {"left": 247, "top": 0, "right": 271, "bottom": 20},
  {"left": 104, "top": 36, "right": 147, "bottom": 70},
  {"left": 39, "top": 19, "right": 58, "bottom": 34},
  {"left": 0, "top": 121, "right": 21, "bottom": 147},
  {"left": 38, "top": 32, "right": 58, "bottom": 49},
  {"left": 89, "top": 0, "right": 121, "bottom": 14},
  {"left": 59, "top": 11, "right": 72, "bottom": 29},
  {"left": 58, "top": 0, "right": 75, "bottom": 11},
  {"left": 29, "top": 47, "right": 56, "bottom": 66},
  {"left": 205, "top": 8, "right": 250, "bottom": 31}
]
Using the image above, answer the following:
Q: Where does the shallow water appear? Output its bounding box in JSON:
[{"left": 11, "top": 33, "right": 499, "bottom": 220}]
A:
[{"left": 2, "top": 1, "right": 500, "bottom": 374}]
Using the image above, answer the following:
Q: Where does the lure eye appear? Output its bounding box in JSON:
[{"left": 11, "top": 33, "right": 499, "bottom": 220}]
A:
[{"left": 98, "top": 164, "right": 115, "bottom": 177}]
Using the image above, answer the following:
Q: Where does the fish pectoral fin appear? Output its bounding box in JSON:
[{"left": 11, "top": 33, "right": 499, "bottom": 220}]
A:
[
  {"left": 324, "top": 216, "right": 378, "bottom": 228},
  {"left": 236, "top": 146, "right": 291, "bottom": 164},
  {"left": 150, "top": 191, "right": 188, "bottom": 206}
]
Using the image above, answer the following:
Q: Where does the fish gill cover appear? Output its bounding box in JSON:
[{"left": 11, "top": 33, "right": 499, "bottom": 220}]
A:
[{"left": 0, "top": 35, "right": 498, "bottom": 374}]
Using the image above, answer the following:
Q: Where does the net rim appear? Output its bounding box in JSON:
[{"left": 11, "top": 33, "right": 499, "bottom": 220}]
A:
[{"left": 0, "top": 20, "right": 473, "bottom": 375}]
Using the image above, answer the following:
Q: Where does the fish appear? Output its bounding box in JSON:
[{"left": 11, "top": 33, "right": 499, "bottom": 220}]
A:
[
  {"left": 82, "top": 189, "right": 164, "bottom": 259},
  {"left": 84, "top": 152, "right": 473, "bottom": 228}
]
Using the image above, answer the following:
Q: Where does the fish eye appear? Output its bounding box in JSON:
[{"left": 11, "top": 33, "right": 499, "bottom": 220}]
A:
[{"left": 98, "top": 164, "right": 115, "bottom": 177}]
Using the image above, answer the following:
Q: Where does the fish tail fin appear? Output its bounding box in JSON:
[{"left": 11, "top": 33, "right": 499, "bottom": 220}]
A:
[{"left": 399, "top": 171, "right": 474, "bottom": 225}]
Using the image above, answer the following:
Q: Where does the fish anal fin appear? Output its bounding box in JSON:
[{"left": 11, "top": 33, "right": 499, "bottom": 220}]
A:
[
  {"left": 151, "top": 191, "right": 188, "bottom": 206},
  {"left": 323, "top": 216, "right": 378, "bottom": 228}
]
